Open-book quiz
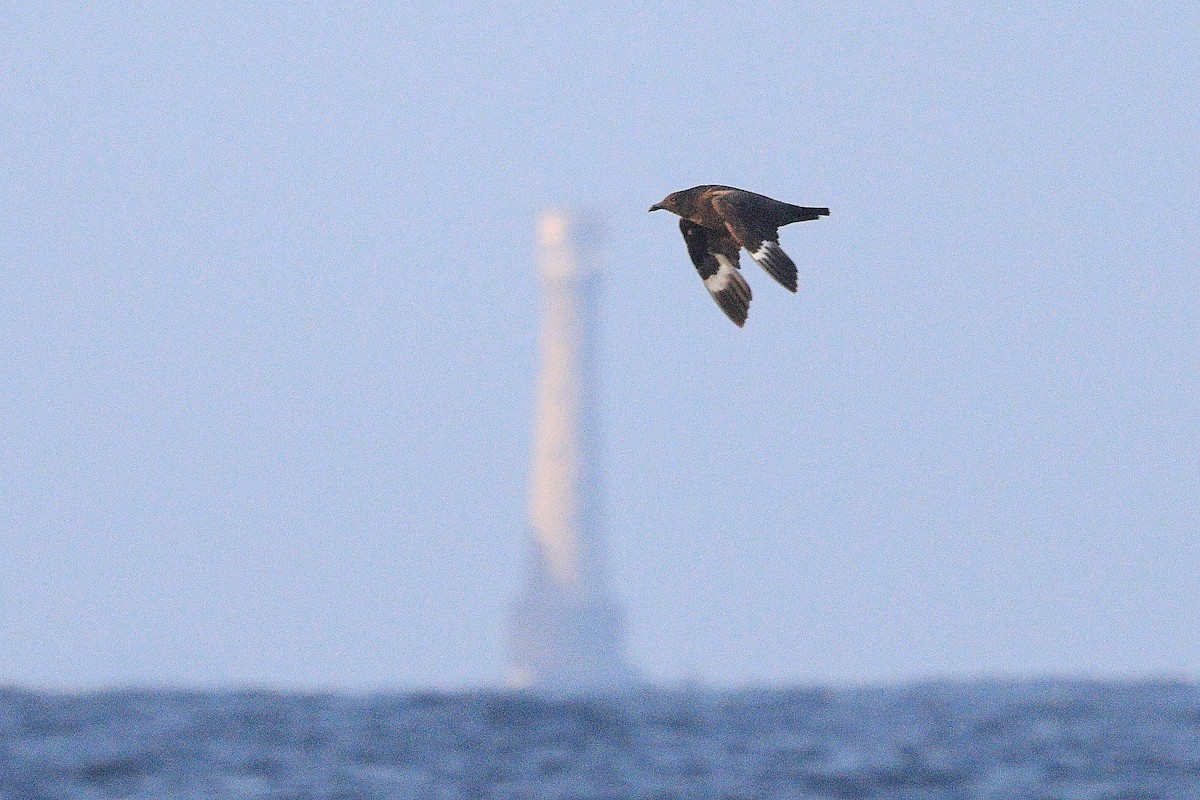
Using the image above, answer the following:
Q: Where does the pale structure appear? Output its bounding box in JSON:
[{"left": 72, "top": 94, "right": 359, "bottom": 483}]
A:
[{"left": 509, "top": 211, "right": 634, "bottom": 693}]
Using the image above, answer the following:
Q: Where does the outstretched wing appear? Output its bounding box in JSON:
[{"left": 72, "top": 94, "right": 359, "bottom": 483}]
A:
[
  {"left": 711, "top": 191, "right": 798, "bottom": 292},
  {"left": 680, "top": 219, "right": 751, "bottom": 327}
]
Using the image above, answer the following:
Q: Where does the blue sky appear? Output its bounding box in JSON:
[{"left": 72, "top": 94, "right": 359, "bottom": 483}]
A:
[{"left": 2, "top": 3, "right": 1197, "bottom": 689}]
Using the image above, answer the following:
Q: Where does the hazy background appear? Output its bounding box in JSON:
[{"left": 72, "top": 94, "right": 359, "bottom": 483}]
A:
[{"left": 2, "top": 3, "right": 1196, "bottom": 690}]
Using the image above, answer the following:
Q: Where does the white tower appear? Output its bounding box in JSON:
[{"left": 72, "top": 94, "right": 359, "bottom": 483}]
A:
[{"left": 509, "top": 211, "right": 633, "bottom": 693}]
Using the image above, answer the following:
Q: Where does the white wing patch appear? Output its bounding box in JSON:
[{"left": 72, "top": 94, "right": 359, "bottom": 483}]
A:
[
  {"left": 704, "top": 253, "right": 738, "bottom": 293},
  {"left": 701, "top": 253, "right": 751, "bottom": 327}
]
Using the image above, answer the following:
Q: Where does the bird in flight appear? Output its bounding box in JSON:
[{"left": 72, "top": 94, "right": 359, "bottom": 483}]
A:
[{"left": 650, "top": 185, "right": 829, "bottom": 327}]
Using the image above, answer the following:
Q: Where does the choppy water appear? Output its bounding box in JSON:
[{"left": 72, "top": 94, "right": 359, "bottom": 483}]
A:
[{"left": 1, "top": 680, "right": 1197, "bottom": 799}]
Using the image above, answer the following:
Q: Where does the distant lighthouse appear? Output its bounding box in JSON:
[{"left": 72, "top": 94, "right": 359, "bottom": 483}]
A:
[{"left": 509, "top": 211, "right": 634, "bottom": 693}]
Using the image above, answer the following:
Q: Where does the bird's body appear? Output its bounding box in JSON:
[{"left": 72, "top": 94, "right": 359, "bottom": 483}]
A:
[{"left": 650, "top": 185, "right": 829, "bottom": 326}]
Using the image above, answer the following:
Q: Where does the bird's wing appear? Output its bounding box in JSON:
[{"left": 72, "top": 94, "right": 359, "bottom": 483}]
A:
[
  {"left": 711, "top": 191, "right": 798, "bottom": 292},
  {"left": 680, "top": 219, "right": 751, "bottom": 327}
]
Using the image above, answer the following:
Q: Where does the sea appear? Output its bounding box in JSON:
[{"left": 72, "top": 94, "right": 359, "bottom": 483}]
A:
[{"left": 1, "top": 680, "right": 1197, "bottom": 799}]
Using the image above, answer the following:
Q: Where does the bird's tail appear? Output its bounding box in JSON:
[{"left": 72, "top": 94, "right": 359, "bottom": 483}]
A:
[{"left": 786, "top": 205, "right": 830, "bottom": 223}]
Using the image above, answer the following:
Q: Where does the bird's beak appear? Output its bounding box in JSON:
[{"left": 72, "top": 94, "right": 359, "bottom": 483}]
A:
[{"left": 648, "top": 203, "right": 663, "bottom": 212}]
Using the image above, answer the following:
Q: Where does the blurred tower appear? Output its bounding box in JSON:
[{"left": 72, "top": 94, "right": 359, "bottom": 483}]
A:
[{"left": 509, "top": 211, "right": 634, "bottom": 693}]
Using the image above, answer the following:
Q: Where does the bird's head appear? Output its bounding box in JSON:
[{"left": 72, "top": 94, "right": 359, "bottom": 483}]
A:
[
  {"left": 648, "top": 191, "right": 681, "bottom": 214},
  {"left": 650, "top": 187, "right": 708, "bottom": 215}
]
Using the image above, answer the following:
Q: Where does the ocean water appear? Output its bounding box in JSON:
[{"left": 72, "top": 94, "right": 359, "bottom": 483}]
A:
[{"left": 1, "top": 680, "right": 1197, "bottom": 799}]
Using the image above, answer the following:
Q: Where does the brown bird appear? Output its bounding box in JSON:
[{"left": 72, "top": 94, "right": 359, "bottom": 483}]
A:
[{"left": 650, "top": 185, "right": 829, "bottom": 327}]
